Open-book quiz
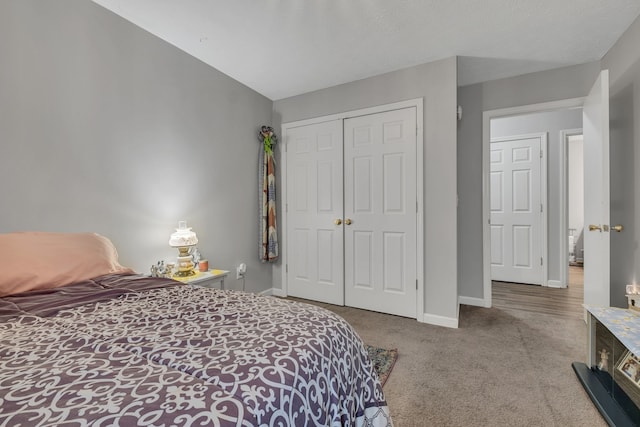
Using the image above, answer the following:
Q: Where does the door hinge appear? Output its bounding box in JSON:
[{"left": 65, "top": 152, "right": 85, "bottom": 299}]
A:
[
  {"left": 416, "top": 279, "right": 418, "bottom": 290},
  {"left": 286, "top": 264, "right": 288, "bottom": 273},
  {"left": 540, "top": 204, "right": 543, "bottom": 213},
  {"left": 286, "top": 203, "right": 288, "bottom": 212},
  {"left": 416, "top": 201, "right": 418, "bottom": 213},
  {"left": 540, "top": 257, "right": 543, "bottom": 266},
  {"left": 539, "top": 150, "right": 543, "bottom": 158}
]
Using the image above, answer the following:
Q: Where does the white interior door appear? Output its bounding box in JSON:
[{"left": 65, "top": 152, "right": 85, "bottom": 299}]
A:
[
  {"left": 343, "top": 107, "right": 417, "bottom": 317},
  {"left": 285, "top": 120, "right": 344, "bottom": 305},
  {"left": 490, "top": 135, "right": 543, "bottom": 285},
  {"left": 583, "top": 70, "right": 610, "bottom": 308}
]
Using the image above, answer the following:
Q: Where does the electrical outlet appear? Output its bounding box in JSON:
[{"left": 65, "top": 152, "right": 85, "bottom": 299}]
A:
[{"left": 236, "top": 263, "right": 246, "bottom": 279}]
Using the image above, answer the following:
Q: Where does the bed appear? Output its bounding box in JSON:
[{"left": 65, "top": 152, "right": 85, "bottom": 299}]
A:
[{"left": 0, "top": 232, "right": 392, "bottom": 426}]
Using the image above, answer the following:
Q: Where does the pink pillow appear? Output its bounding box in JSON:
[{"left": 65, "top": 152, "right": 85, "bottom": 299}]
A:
[{"left": 0, "top": 232, "right": 134, "bottom": 297}]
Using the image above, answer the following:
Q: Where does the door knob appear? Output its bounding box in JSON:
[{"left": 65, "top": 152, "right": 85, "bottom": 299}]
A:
[
  {"left": 611, "top": 225, "right": 624, "bottom": 232},
  {"left": 588, "top": 224, "right": 602, "bottom": 232},
  {"left": 334, "top": 219, "right": 342, "bottom": 225},
  {"left": 345, "top": 218, "right": 352, "bottom": 225}
]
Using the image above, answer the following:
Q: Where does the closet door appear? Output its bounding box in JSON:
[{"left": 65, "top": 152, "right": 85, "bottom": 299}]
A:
[
  {"left": 285, "top": 120, "right": 344, "bottom": 305},
  {"left": 344, "top": 107, "right": 418, "bottom": 318},
  {"left": 490, "top": 135, "right": 543, "bottom": 285}
]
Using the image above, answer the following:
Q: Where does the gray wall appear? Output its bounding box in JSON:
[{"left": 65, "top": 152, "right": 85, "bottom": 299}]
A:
[
  {"left": 602, "top": 14, "right": 640, "bottom": 307},
  {"left": 457, "top": 62, "right": 601, "bottom": 300},
  {"left": 273, "top": 57, "right": 459, "bottom": 323},
  {"left": 491, "top": 109, "right": 583, "bottom": 283},
  {"left": 0, "top": 1, "right": 274, "bottom": 293}
]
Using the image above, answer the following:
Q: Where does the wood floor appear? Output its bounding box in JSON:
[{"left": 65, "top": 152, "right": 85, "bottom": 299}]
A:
[{"left": 492, "top": 266, "right": 584, "bottom": 319}]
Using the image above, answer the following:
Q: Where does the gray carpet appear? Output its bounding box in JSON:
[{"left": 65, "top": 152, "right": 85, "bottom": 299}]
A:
[{"left": 313, "top": 302, "right": 607, "bottom": 427}]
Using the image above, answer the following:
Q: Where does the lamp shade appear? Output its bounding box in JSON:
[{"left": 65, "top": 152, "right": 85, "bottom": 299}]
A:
[{"left": 169, "top": 221, "right": 198, "bottom": 247}]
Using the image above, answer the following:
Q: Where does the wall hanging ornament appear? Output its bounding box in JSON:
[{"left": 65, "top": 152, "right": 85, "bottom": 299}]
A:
[{"left": 259, "top": 126, "right": 278, "bottom": 262}]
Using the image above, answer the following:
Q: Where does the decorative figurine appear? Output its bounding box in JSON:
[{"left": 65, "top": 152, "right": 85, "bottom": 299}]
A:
[
  {"left": 150, "top": 260, "right": 174, "bottom": 278},
  {"left": 191, "top": 247, "right": 201, "bottom": 269},
  {"left": 598, "top": 348, "right": 610, "bottom": 371}
]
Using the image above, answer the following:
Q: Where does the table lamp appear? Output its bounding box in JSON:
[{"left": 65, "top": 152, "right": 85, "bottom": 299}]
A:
[{"left": 169, "top": 221, "right": 198, "bottom": 277}]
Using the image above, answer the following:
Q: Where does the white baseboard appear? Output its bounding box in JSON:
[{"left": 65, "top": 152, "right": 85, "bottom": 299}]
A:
[
  {"left": 421, "top": 312, "right": 459, "bottom": 328},
  {"left": 459, "top": 296, "right": 491, "bottom": 308},
  {"left": 547, "top": 280, "right": 566, "bottom": 288},
  {"left": 266, "top": 288, "right": 286, "bottom": 297},
  {"left": 266, "top": 288, "right": 458, "bottom": 327}
]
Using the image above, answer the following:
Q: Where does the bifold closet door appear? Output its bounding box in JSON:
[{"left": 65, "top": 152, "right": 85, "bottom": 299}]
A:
[
  {"left": 344, "top": 107, "right": 418, "bottom": 318},
  {"left": 285, "top": 120, "right": 344, "bottom": 305}
]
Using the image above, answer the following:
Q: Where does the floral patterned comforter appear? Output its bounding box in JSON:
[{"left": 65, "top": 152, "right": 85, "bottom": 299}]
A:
[{"left": 0, "top": 274, "right": 392, "bottom": 426}]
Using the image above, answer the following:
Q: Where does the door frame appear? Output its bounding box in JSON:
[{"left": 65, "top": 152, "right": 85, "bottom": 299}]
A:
[
  {"left": 280, "top": 98, "right": 425, "bottom": 320},
  {"left": 559, "top": 128, "right": 584, "bottom": 288},
  {"left": 489, "top": 132, "right": 548, "bottom": 287},
  {"left": 482, "top": 97, "right": 585, "bottom": 308}
]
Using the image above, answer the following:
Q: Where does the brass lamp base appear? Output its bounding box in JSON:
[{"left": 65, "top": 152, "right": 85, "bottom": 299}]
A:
[
  {"left": 174, "top": 246, "right": 196, "bottom": 277},
  {"left": 173, "top": 269, "right": 196, "bottom": 278}
]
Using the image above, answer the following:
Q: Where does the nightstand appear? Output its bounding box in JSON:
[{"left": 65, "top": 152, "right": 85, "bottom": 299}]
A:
[{"left": 173, "top": 269, "right": 230, "bottom": 290}]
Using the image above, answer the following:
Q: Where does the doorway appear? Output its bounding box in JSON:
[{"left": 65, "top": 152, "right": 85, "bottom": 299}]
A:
[
  {"left": 488, "top": 108, "right": 584, "bottom": 290},
  {"left": 562, "top": 129, "right": 585, "bottom": 291},
  {"left": 482, "top": 97, "right": 587, "bottom": 307},
  {"left": 483, "top": 70, "right": 611, "bottom": 311}
]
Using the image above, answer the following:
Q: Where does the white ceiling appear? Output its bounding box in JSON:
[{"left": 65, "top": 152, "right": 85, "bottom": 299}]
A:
[{"left": 91, "top": 0, "right": 640, "bottom": 101}]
